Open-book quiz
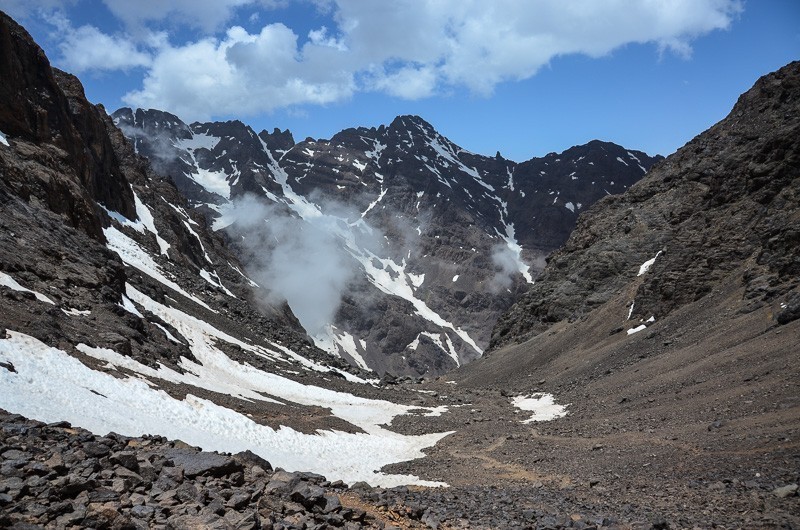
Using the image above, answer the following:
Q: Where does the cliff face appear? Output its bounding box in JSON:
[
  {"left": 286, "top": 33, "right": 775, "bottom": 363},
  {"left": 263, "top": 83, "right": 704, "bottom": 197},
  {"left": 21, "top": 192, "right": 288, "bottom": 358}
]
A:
[
  {"left": 492, "top": 61, "right": 800, "bottom": 349},
  {"left": 0, "top": 13, "right": 135, "bottom": 239}
]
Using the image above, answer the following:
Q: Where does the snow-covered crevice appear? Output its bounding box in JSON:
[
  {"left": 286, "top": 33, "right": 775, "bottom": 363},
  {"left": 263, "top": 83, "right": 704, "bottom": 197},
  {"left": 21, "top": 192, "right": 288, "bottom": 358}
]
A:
[
  {"left": 228, "top": 262, "right": 259, "bottom": 287},
  {"left": 103, "top": 226, "right": 214, "bottom": 311},
  {"left": 0, "top": 130, "right": 9, "bottom": 146},
  {"left": 175, "top": 133, "right": 232, "bottom": 201},
  {"left": 0, "top": 329, "right": 451, "bottom": 487},
  {"left": 103, "top": 192, "right": 170, "bottom": 257},
  {"left": 638, "top": 250, "right": 663, "bottom": 276},
  {"left": 427, "top": 134, "right": 482, "bottom": 182},
  {"left": 407, "top": 332, "right": 460, "bottom": 367},
  {"left": 0, "top": 272, "right": 55, "bottom": 305},
  {"left": 361, "top": 187, "right": 387, "bottom": 218},
  {"left": 314, "top": 325, "right": 371, "bottom": 372},
  {"left": 199, "top": 268, "right": 236, "bottom": 297}
]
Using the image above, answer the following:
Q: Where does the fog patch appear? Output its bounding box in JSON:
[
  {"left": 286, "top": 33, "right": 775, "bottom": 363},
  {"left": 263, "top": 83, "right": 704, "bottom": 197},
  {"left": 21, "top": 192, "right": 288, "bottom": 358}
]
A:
[
  {"left": 228, "top": 194, "right": 386, "bottom": 336},
  {"left": 489, "top": 243, "right": 522, "bottom": 292}
]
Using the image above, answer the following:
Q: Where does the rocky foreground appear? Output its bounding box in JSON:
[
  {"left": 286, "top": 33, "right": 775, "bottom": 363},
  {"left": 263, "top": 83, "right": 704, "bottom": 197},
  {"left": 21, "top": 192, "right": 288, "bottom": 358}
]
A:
[{"left": 2, "top": 406, "right": 798, "bottom": 530}]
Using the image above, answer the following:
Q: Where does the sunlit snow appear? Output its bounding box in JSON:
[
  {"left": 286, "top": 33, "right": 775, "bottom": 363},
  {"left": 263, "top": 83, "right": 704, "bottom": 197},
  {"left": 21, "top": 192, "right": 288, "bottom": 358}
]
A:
[
  {"left": 638, "top": 250, "right": 663, "bottom": 276},
  {"left": 103, "top": 225, "right": 213, "bottom": 311},
  {"left": 512, "top": 394, "right": 568, "bottom": 423},
  {"left": 0, "top": 330, "right": 450, "bottom": 487},
  {"left": 0, "top": 272, "right": 55, "bottom": 305},
  {"left": 314, "top": 325, "right": 372, "bottom": 372},
  {"left": 496, "top": 223, "right": 533, "bottom": 284},
  {"left": 627, "top": 324, "right": 647, "bottom": 335}
]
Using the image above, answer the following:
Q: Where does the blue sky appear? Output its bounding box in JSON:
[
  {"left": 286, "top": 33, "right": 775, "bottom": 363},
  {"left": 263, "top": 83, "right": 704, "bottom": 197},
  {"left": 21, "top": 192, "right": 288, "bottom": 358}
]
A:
[{"left": 3, "top": 1, "right": 798, "bottom": 161}]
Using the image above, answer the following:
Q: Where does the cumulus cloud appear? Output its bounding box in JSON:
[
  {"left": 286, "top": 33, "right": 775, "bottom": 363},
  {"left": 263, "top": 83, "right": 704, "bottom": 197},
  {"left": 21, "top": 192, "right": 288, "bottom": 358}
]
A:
[
  {"left": 58, "top": 24, "right": 152, "bottom": 73},
  {"left": 123, "top": 24, "right": 355, "bottom": 120},
  {"left": 32, "top": 0, "right": 743, "bottom": 116}
]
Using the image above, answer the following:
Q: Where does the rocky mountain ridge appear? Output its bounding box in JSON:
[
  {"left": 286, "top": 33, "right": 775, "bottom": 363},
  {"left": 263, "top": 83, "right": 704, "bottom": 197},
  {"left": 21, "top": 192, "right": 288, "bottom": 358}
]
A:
[{"left": 113, "top": 106, "right": 661, "bottom": 376}]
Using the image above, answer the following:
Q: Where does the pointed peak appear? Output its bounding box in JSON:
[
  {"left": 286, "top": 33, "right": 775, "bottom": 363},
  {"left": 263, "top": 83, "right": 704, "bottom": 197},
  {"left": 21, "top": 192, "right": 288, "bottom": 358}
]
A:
[{"left": 389, "top": 115, "right": 435, "bottom": 132}]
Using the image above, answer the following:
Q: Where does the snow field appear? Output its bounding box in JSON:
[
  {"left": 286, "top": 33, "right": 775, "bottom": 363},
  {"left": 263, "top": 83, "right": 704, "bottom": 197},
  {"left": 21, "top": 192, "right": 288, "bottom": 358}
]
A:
[{"left": 0, "top": 295, "right": 453, "bottom": 486}]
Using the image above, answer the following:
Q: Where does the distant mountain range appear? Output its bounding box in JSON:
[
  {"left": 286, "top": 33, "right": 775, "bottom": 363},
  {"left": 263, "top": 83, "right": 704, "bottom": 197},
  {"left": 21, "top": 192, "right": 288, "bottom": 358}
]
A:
[{"left": 112, "top": 108, "right": 661, "bottom": 375}]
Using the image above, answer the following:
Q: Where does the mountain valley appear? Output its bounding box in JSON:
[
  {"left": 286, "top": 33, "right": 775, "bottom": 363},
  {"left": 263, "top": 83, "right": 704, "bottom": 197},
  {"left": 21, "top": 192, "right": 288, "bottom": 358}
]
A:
[{"left": 0, "top": 10, "right": 798, "bottom": 529}]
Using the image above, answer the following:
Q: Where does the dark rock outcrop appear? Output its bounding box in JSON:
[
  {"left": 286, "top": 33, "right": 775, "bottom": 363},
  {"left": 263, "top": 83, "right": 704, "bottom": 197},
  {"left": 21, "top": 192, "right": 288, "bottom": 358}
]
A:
[
  {"left": 492, "top": 61, "right": 800, "bottom": 349},
  {"left": 0, "top": 13, "right": 135, "bottom": 239}
]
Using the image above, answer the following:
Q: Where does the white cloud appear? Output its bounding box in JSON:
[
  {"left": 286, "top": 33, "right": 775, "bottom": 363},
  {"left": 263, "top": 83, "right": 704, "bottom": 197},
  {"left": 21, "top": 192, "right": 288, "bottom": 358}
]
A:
[
  {"left": 123, "top": 23, "right": 355, "bottom": 120},
  {"left": 29, "top": 0, "right": 743, "bottom": 116},
  {"left": 59, "top": 24, "right": 151, "bottom": 73}
]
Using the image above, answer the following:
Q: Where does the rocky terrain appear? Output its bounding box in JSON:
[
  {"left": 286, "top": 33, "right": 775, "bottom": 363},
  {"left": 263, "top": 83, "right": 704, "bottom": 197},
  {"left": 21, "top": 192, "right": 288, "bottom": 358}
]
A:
[
  {"left": 112, "top": 107, "right": 660, "bottom": 376},
  {"left": 1, "top": 8, "right": 799, "bottom": 530}
]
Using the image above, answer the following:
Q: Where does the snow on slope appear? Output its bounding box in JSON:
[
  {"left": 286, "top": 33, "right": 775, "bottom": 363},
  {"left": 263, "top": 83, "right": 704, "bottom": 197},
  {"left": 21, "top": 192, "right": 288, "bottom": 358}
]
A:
[
  {"left": 0, "top": 330, "right": 449, "bottom": 487},
  {"left": 255, "top": 137, "right": 485, "bottom": 362},
  {"left": 0, "top": 272, "right": 55, "bottom": 305},
  {"left": 512, "top": 394, "right": 569, "bottom": 423},
  {"left": 0, "top": 283, "right": 454, "bottom": 487}
]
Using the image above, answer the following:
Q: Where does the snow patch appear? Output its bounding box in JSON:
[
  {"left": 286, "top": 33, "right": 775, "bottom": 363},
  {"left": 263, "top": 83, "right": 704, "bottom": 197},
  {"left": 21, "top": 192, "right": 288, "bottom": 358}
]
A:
[
  {"left": 512, "top": 394, "right": 568, "bottom": 423},
  {"left": 314, "top": 326, "right": 371, "bottom": 372},
  {"left": 627, "top": 324, "right": 647, "bottom": 335},
  {"left": 103, "top": 193, "right": 170, "bottom": 256},
  {"left": 199, "top": 269, "right": 236, "bottom": 297},
  {"left": 61, "top": 308, "right": 91, "bottom": 317},
  {"left": 103, "top": 226, "right": 213, "bottom": 311},
  {"left": 361, "top": 187, "right": 387, "bottom": 218},
  {"left": 496, "top": 223, "right": 533, "bottom": 284},
  {"left": 638, "top": 250, "right": 663, "bottom": 276},
  {"left": 0, "top": 272, "right": 55, "bottom": 305},
  {"left": 0, "top": 130, "right": 9, "bottom": 146}
]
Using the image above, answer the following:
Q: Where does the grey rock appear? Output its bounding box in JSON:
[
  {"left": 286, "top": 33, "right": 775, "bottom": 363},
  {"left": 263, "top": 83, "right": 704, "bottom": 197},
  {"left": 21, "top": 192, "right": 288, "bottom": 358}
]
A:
[
  {"left": 773, "top": 484, "right": 798, "bottom": 498},
  {"left": 111, "top": 450, "right": 140, "bottom": 471},
  {"left": 166, "top": 448, "right": 243, "bottom": 478},
  {"left": 290, "top": 482, "right": 325, "bottom": 508}
]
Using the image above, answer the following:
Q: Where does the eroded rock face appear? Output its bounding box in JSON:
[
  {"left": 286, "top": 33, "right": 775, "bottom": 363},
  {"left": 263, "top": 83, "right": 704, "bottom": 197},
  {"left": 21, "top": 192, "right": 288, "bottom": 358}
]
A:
[
  {"left": 492, "top": 61, "right": 800, "bottom": 349},
  {"left": 0, "top": 14, "right": 135, "bottom": 239},
  {"left": 113, "top": 108, "right": 661, "bottom": 376}
]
